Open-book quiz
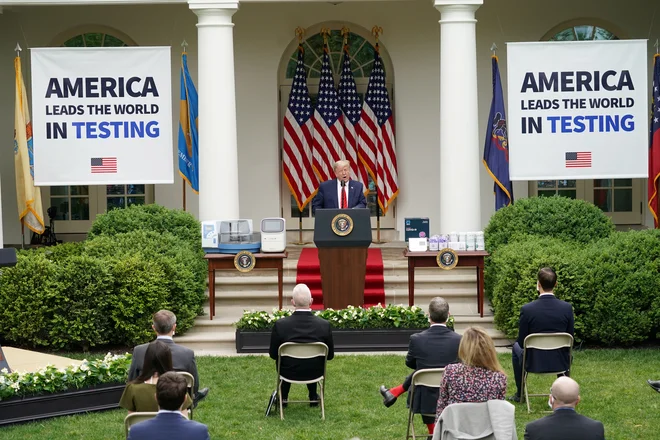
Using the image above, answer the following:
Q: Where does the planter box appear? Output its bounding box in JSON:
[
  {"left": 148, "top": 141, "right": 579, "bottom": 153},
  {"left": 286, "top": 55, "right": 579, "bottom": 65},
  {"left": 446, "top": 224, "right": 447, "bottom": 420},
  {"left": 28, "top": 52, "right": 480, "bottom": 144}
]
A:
[
  {"left": 236, "top": 328, "right": 425, "bottom": 353},
  {"left": 0, "top": 382, "right": 125, "bottom": 426}
]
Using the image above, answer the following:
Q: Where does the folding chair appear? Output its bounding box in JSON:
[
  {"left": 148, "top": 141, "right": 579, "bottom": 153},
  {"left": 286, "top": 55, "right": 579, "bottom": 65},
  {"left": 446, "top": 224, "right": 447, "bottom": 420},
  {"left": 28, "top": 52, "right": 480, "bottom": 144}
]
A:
[
  {"left": 277, "top": 342, "right": 329, "bottom": 420},
  {"left": 522, "top": 332, "right": 573, "bottom": 413},
  {"left": 177, "top": 371, "right": 195, "bottom": 419},
  {"left": 406, "top": 368, "right": 445, "bottom": 440},
  {"left": 124, "top": 412, "right": 158, "bottom": 439}
]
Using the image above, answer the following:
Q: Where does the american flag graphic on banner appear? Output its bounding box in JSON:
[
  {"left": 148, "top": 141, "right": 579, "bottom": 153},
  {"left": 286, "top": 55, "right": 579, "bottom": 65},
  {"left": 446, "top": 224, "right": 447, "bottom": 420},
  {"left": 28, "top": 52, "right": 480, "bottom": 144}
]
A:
[
  {"left": 312, "top": 46, "right": 344, "bottom": 182},
  {"left": 91, "top": 157, "right": 117, "bottom": 173},
  {"left": 282, "top": 47, "right": 318, "bottom": 211},
  {"left": 338, "top": 45, "right": 369, "bottom": 194},
  {"left": 565, "top": 152, "right": 592, "bottom": 168},
  {"left": 358, "top": 47, "right": 399, "bottom": 213}
]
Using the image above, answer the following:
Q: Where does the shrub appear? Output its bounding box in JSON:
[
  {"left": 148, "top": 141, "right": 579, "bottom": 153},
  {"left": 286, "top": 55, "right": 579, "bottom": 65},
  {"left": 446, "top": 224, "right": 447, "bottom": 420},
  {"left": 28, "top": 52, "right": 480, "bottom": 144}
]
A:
[
  {"left": 88, "top": 204, "right": 200, "bottom": 248},
  {"left": 0, "top": 205, "right": 206, "bottom": 350},
  {"left": 489, "top": 236, "right": 588, "bottom": 340},
  {"left": 579, "top": 230, "right": 660, "bottom": 345}
]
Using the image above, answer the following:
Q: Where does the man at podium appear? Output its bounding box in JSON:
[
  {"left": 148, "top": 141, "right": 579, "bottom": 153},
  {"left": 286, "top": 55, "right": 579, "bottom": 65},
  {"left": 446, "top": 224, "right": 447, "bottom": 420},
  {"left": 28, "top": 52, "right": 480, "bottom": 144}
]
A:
[{"left": 312, "top": 160, "right": 367, "bottom": 213}]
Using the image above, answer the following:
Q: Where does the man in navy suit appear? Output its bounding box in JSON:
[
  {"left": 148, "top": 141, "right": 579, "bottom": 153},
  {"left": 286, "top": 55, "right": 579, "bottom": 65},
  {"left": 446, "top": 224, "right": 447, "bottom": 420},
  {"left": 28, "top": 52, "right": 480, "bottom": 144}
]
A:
[
  {"left": 524, "top": 377, "right": 605, "bottom": 440},
  {"left": 311, "top": 160, "right": 367, "bottom": 213},
  {"left": 379, "top": 297, "right": 462, "bottom": 436},
  {"left": 128, "top": 372, "right": 210, "bottom": 440},
  {"left": 510, "top": 267, "right": 575, "bottom": 402}
]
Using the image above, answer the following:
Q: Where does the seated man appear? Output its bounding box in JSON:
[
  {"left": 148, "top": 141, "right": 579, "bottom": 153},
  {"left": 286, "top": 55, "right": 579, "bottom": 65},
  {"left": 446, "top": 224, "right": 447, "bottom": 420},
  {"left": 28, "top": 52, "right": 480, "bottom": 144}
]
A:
[
  {"left": 510, "top": 267, "right": 575, "bottom": 402},
  {"left": 380, "top": 297, "right": 461, "bottom": 436},
  {"left": 127, "top": 372, "right": 210, "bottom": 440},
  {"left": 128, "top": 310, "right": 209, "bottom": 407},
  {"left": 311, "top": 159, "right": 367, "bottom": 213},
  {"left": 269, "top": 284, "right": 334, "bottom": 406},
  {"left": 524, "top": 377, "right": 605, "bottom": 440}
]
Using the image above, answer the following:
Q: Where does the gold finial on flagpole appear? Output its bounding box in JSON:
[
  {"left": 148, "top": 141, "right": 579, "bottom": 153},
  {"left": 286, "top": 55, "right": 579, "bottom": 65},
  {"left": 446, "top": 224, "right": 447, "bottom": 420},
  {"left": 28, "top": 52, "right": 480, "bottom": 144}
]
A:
[
  {"left": 321, "top": 27, "right": 331, "bottom": 47},
  {"left": 181, "top": 40, "right": 189, "bottom": 53},
  {"left": 295, "top": 27, "right": 305, "bottom": 44},
  {"left": 341, "top": 26, "right": 350, "bottom": 47},
  {"left": 15, "top": 43, "right": 22, "bottom": 57},
  {"left": 371, "top": 26, "right": 383, "bottom": 43}
]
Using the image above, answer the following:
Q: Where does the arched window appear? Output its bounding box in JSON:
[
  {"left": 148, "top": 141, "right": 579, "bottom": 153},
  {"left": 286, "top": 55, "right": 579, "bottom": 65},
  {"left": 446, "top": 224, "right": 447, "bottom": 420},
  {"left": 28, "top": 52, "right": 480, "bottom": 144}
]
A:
[
  {"left": 532, "top": 22, "right": 641, "bottom": 225},
  {"left": 47, "top": 29, "right": 153, "bottom": 235}
]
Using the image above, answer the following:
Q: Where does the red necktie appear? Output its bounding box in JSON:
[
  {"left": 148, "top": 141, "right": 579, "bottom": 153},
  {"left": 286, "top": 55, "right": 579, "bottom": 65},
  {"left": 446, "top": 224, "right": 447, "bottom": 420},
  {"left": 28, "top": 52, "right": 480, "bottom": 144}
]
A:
[{"left": 341, "top": 186, "right": 347, "bottom": 209}]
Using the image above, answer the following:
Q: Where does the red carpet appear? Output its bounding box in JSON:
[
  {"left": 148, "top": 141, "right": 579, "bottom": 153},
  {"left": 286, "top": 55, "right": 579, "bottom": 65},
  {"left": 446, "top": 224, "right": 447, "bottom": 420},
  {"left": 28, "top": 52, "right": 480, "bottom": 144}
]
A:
[{"left": 296, "top": 248, "right": 385, "bottom": 309}]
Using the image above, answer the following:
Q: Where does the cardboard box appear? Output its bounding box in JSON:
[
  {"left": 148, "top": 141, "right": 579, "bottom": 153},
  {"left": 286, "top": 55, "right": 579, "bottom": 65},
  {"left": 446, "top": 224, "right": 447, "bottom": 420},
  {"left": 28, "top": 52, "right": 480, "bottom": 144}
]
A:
[{"left": 404, "top": 217, "right": 430, "bottom": 243}]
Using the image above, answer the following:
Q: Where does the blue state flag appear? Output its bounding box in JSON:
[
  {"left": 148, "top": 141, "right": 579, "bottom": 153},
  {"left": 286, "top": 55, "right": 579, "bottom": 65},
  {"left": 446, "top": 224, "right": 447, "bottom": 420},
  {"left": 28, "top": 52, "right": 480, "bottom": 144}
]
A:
[
  {"left": 483, "top": 55, "right": 513, "bottom": 210},
  {"left": 178, "top": 52, "right": 199, "bottom": 193}
]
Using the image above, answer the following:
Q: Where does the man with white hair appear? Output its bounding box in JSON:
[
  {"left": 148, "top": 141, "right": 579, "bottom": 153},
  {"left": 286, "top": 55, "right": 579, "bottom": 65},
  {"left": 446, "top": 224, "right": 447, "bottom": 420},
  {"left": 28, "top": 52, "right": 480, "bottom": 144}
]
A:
[
  {"left": 524, "top": 377, "right": 605, "bottom": 440},
  {"left": 311, "top": 160, "right": 367, "bottom": 213},
  {"left": 269, "top": 284, "right": 334, "bottom": 406}
]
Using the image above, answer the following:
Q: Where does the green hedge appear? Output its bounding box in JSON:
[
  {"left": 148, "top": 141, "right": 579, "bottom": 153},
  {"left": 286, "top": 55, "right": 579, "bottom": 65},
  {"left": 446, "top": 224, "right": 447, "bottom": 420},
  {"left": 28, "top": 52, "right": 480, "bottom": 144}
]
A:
[
  {"left": 0, "top": 204, "right": 205, "bottom": 350},
  {"left": 489, "top": 230, "right": 660, "bottom": 346}
]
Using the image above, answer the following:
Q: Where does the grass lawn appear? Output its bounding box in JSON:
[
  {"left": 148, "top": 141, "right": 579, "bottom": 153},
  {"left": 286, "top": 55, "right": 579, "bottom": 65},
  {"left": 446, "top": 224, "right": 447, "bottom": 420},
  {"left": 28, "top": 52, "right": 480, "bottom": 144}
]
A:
[{"left": 2, "top": 349, "right": 660, "bottom": 439}]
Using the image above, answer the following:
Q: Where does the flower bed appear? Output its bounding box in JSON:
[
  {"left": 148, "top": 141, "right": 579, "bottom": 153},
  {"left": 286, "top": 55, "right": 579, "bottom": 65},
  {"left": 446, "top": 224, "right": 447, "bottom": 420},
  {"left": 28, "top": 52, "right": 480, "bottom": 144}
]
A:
[{"left": 234, "top": 305, "right": 454, "bottom": 353}]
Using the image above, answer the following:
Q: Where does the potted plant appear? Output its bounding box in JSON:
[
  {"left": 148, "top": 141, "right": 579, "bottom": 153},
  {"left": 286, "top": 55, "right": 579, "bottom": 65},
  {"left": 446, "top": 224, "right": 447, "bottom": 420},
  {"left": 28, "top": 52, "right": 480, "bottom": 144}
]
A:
[
  {"left": 234, "top": 304, "right": 455, "bottom": 353},
  {"left": 0, "top": 353, "right": 130, "bottom": 425}
]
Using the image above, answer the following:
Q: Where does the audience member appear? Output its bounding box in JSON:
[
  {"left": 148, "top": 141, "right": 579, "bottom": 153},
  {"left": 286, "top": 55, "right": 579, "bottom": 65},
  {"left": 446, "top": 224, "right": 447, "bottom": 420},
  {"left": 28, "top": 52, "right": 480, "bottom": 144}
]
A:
[
  {"left": 120, "top": 341, "right": 192, "bottom": 413},
  {"left": 435, "top": 326, "right": 507, "bottom": 419},
  {"left": 524, "top": 376, "right": 605, "bottom": 440},
  {"left": 127, "top": 371, "right": 210, "bottom": 440},
  {"left": 269, "top": 284, "right": 334, "bottom": 406},
  {"left": 380, "top": 297, "right": 461, "bottom": 437},
  {"left": 128, "top": 309, "right": 209, "bottom": 407},
  {"left": 510, "top": 267, "right": 574, "bottom": 402}
]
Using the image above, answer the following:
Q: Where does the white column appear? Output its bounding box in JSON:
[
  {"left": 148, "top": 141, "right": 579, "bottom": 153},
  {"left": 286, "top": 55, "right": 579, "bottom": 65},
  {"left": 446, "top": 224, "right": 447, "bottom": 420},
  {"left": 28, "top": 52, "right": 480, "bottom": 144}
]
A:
[
  {"left": 435, "top": 0, "right": 483, "bottom": 233},
  {"left": 0, "top": 174, "right": 4, "bottom": 247},
  {"left": 189, "top": 0, "right": 240, "bottom": 222}
]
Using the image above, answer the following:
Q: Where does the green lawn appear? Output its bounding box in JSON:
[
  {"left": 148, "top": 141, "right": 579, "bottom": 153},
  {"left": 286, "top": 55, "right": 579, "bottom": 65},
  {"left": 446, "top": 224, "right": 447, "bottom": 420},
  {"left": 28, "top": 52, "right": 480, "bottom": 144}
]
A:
[{"left": 2, "top": 349, "right": 660, "bottom": 439}]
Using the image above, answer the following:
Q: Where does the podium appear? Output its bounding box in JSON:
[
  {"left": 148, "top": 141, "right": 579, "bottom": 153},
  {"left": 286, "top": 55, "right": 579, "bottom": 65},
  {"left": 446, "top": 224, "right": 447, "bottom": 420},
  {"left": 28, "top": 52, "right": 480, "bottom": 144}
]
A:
[{"left": 313, "top": 209, "right": 372, "bottom": 309}]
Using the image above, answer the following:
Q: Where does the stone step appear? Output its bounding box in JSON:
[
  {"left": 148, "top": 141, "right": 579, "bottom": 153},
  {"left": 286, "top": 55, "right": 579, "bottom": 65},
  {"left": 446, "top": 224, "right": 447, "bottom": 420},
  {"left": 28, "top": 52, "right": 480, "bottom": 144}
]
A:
[{"left": 173, "top": 332, "right": 236, "bottom": 354}]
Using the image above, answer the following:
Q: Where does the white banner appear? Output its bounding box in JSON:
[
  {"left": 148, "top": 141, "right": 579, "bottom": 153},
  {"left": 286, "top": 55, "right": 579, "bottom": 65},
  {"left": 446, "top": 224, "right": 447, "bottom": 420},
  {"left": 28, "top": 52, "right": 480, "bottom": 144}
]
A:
[
  {"left": 507, "top": 40, "right": 648, "bottom": 180},
  {"left": 31, "top": 47, "right": 173, "bottom": 185}
]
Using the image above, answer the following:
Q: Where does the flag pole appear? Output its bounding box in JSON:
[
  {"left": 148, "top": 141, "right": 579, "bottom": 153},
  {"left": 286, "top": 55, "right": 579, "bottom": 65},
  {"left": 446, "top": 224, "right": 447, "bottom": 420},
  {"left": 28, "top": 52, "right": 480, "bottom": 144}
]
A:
[
  {"left": 371, "top": 28, "right": 386, "bottom": 244},
  {"left": 655, "top": 39, "right": 659, "bottom": 55},
  {"left": 16, "top": 43, "right": 24, "bottom": 249}
]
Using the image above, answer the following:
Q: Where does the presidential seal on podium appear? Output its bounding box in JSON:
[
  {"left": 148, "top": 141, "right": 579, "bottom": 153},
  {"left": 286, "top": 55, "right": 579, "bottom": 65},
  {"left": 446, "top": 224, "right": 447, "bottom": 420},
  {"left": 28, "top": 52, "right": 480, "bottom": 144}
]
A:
[
  {"left": 331, "top": 213, "right": 353, "bottom": 236},
  {"left": 234, "top": 250, "right": 256, "bottom": 272},
  {"left": 436, "top": 248, "right": 458, "bottom": 270}
]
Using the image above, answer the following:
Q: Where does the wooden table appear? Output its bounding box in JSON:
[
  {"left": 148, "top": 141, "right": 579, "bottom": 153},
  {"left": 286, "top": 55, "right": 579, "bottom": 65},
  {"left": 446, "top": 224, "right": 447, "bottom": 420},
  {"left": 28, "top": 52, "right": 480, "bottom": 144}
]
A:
[
  {"left": 404, "top": 250, "right": 489, "bottom": 317},
  {"left": 204, "top": 252, "right": 288, "bottom": 320}
]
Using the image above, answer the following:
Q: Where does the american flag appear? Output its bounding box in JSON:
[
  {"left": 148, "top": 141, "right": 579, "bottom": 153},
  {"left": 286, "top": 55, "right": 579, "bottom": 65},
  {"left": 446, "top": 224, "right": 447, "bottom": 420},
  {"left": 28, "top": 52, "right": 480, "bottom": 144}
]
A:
[
  {"left": 282, "top": 47, "right": 318, "bottom": 211},
  {"left": 565, "top": 152, "right": 592, "bottom": 168},
  {"left": 91, "top": 157, "right": 117, "bottom": 173},
  {"left": 648, "top": 54, "right": 660, "bottom": 227},
  {"left": 357, "top": 48, "right": 399, "bottom": 213},
  {"left": 338, "top": 45, "right": 369, "bottom": 194},
  {"left": 312, "top": 46, "right": 344, "bottom": 182}
]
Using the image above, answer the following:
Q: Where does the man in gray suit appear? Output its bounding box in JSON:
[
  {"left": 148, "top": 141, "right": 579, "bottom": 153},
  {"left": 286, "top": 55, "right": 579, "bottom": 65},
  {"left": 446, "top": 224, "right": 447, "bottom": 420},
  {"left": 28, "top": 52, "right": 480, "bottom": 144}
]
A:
[{"left": 128, "top": 310, "right": 209, "bottom": 407}]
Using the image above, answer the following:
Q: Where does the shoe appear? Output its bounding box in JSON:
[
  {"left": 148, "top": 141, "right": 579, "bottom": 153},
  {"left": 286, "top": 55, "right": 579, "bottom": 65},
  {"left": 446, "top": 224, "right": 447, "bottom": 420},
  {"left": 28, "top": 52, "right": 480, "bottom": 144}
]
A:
[
  {"left": 309, "top": 394, "right": 320, "bottom": 407},
  {"left": 647, "top": 380, "right": 660, "bottom": 392},
  {"left": 192, "top": 387, "right": 210, "bottom": 408},
  {"left": 506, "top": 394, "right": 521, "bottom": 403},
  {"left": 379, "top": 385, "right": 397, "bottom": 408}
]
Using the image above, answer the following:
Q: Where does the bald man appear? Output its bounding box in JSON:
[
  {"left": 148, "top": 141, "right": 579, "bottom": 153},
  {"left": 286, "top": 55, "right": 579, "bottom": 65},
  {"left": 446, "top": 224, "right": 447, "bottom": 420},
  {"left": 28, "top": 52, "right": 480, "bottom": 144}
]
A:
[
  {"left": 524, "top": 377, "right": 605, "bottom": 440},
  {"left": 269, "top": 284, "right": 334, "bottom": 406}
]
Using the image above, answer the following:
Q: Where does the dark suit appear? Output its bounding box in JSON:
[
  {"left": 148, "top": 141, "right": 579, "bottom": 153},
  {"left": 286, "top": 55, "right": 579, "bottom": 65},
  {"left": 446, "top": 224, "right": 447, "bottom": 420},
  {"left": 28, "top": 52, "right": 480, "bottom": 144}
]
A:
[
  {"left": 524, "top": 408, "right": 605, "bottom": 440},
  {"left": 513, "top": 294, "right": 575, "bottom": 394},
  {"left": 127, "top": 412, "right": 210, "bottom": 440},
  {"left": 311, "top": 179, "right": 368, "bottom": 213},
  {"left": 404, "top": 325, "right": 462, "bottom": 416},
  {"left": 269, "top": 311, "right": 334, "bottom": 398},
  {"left": 128, "top": 338, "right": 199, "bottom": 394}
]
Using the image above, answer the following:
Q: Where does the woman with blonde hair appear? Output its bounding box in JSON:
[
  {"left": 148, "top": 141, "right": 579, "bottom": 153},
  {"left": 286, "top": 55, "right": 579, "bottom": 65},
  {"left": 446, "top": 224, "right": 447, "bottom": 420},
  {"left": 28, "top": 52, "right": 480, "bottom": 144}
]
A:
[{"left": 435, "top": 326, "right": 507, "bottom": 419}]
